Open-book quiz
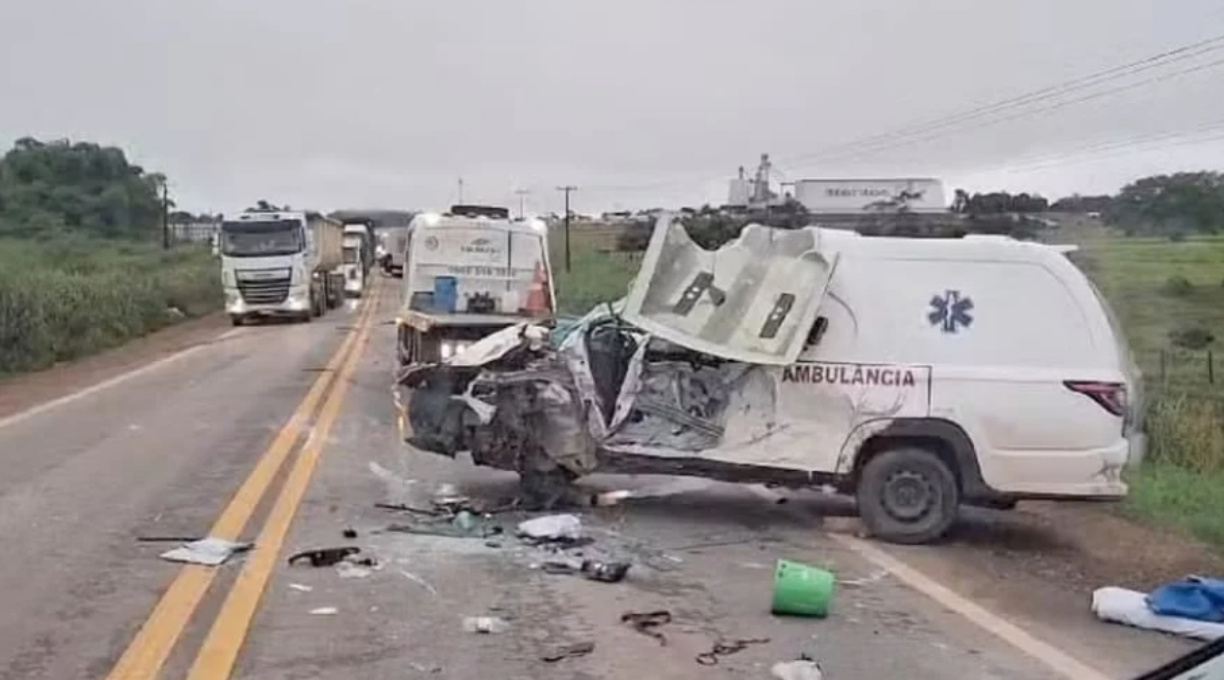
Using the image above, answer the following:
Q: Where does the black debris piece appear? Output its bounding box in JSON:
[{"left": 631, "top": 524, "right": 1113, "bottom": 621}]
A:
[
  {"left": 287, "top": 547, "right": 361, "bottom": 568},
  {"left": 581, "top": 560, "right": 631, "bottom": 583},
  {"left": 342, "top": 528, "right": 358, "bottom": 539},
  {"left": 621, "top": 610, "right": 672, "bottom": 645},
  {"left": 695, "top": 637, "right": 771, "bottom": 666}
]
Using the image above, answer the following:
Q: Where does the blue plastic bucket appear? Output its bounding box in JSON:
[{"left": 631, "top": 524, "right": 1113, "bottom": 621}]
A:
[{"left": 433, "top": 276, "right": 458, "bottom": 313}]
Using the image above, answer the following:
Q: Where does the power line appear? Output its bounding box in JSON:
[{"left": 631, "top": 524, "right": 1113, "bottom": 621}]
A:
[
  {"left": 781, "top": 33, "right": 1224, "bottom": 165},
  {"left": 808, "top": 54, "right": 1224, "bottom": 165},
  {"left": 973, "top": 117, "right": 1224, "bottom": 174},
  {"left": 573, "top": 31, "right": 1224, "bottom": 194}
]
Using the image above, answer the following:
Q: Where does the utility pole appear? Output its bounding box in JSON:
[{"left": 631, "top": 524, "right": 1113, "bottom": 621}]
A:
[
  {"left": 457, "top": 177, "right": 464, "bottom": 204},
  {"left": 514, "top": 189, "right": 531, "bottom": 219},
  {"left": 556, "top": 185, "right": 577, "bottom": 272},
  {"left": 160, "top": 179, "right": 170, "bottom": 250}
]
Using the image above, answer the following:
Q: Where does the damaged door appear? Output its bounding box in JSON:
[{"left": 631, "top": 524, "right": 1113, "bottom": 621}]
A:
[{"left": 622, "top": 215, "right": 839, "bottom": 365}]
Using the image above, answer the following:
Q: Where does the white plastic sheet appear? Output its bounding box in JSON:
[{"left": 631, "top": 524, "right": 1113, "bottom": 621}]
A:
[{"left": 1092, "top": 587, "right": 1224, "bottom": 641}]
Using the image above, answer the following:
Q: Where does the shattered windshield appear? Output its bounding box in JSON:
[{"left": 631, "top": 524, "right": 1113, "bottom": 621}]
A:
[
  {"left": 622, "top": 216, "right": 838, "bottom": 365},
  {"left": 220, "top": 220, "right": 304, "bottom": 257}
]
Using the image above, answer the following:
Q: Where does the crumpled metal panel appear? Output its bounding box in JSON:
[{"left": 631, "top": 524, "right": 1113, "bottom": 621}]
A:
[{"left": 621, "top": 216, "right": 838, "bottom": 365}]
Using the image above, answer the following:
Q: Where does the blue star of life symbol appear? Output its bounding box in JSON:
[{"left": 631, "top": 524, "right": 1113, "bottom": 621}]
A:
[{"left": 928, "top": 290, "right": 974, "bottom": 333}]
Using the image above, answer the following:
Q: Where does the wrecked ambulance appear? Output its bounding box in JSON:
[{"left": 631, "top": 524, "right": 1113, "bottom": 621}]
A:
[{"left": 394, "top": 215, "right": 1143, "bottom": 544}]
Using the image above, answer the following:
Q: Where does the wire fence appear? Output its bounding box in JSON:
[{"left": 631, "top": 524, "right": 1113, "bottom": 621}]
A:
[{"left": 1135, "top": 347, "right": 1224, "bottom": 402}]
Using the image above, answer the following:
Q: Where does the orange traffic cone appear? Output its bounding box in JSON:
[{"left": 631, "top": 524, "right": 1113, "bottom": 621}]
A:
[{"left": 523, "top": 260, "right": 551, "bottom": 317}]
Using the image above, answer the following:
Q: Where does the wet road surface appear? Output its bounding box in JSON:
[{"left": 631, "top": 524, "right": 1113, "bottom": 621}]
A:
[{"left": 0, "top": 278, "right": 1199, "bottom": 680}]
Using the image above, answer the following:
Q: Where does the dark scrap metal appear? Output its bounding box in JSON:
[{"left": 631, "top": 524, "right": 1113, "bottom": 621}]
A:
[
  {"left": 620, "top": 610, "right": 672, "bottom": 645},
  {"left": 287, "top": 546, "right": 360, "bottom": 567},
  {"left": 695, "top": 637, "right": 771, "bottom": 666}
]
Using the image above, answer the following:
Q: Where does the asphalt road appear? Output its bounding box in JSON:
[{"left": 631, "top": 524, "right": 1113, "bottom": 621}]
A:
[{"left": 0, "top": 277, "right": 1200, "bottom": 680}]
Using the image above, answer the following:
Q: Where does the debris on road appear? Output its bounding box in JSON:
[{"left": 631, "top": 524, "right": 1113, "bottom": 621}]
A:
[
  {"left": 771, "top": 657, "right": 824, "bottom": 680},
  {"left": 517, "top": 514, "right": 582, "bottom": 543},
  {"left": 399, "top": 569, "right": 439, "bottom": 596},
  {"left": 374, "top": 502, "right": 436, "bottom": 515},
  {"left": 1092, "top": 586, "right": 1224, "bottom": 641},
  {"left": 288, "top": 546, "right": 361, "bottom": 567},
  {"left": 309, "top": 607, "right": 338, "bottom": 615},
  {"left": 621, "top": 610, "right": 672, "bottom": 645},
  {"left": 342, "top": 528, "right": 358, "bottom": 539},
  {"left": 462, "top": 616, "right": 509, "bottom": 634},
  {"left": 540, "top": 640, "right": 595, "bottom": 662},
  {"left": 287, "top": 583, "right": 313, "bottom": 592},
  {"left": 137, "top": 535, "right": 206, "bottom": 543},
  {"left": 695, "top": 637, "right": 771, "bottom": 665},
  {"left": 336, "top": 561, "right": 373, "bottom": 579},
  {"left": 158, "top": 537, "right": 252, "bottom": 566},
  {"left": 384, "top": 511, "right": 504, "bottom": 540},
  {"left": 771, "top": 559, "right": 835, "bottom": 618},
  {"left": 581, "top": 559, "right": 631, "bottom": 583}
]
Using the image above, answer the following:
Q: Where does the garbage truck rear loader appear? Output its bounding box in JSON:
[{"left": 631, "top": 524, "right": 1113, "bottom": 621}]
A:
[{"left": 395, "top": 210, "right": 555, "bottom": 366}]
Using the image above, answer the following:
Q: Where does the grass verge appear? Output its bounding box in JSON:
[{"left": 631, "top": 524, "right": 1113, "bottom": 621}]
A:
[{"left": 0, "top": 236, "right": 221, "bottom": 376}]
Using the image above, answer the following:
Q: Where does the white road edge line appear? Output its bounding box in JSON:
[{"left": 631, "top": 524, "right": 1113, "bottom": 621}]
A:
[
  {"left": 744, "top": 485, "right": 1113, "bottom": 680},
  {"left": 829, "top": 533, "right": 1113, "bottom": 680},
  {"left": 0, "top": 328, "right": 242, "bottom": 431}
]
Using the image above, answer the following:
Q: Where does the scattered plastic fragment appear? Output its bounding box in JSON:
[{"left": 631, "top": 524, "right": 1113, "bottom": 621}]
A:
[
  {"left": 287, "top": 583, "right": 313, "bottom": 592},
  {"left": 541, "top": 641, "right": 595, "bottom": 662},
  {"left": 621, "top": 610, "right": 672, "bottom": 645},
  {"left": 342, "top": 528, "right": 358, "bottom": 539},
  {"left": 517, "top": 514, "right": 582, "bottom": 542},
  {"left": 159, "top": 537, "right": 253, "bottom": 566},
  {"left": 771, "top": 658, "right": 824, "bottom": 680},
  {"left": 288, "top": 547, "right": 361, "bottom": 567},
  {"left": 462, "top": 616, "right": 508, "bottom": 634},
  {"left": 310, "top": 607, "right": 338, "bottom": 615}
]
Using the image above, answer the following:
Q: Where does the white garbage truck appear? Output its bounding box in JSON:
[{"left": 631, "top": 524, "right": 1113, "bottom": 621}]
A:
[
  {"left": 394, "top": 206, "right": 555, "bottom": 367},
  {"left": 220, "top": 210, "right": 346, "bottom": 325}
]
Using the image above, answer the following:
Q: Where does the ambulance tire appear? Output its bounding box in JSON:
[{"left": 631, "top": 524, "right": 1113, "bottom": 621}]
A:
[{"left": 856, "top": 446, "right": 959, "bottom": 545}]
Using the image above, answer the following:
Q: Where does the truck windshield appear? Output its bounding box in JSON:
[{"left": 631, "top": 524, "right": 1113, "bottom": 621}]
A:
[{"left": 220, "top": 220, "right": 304, "bottom": 257}]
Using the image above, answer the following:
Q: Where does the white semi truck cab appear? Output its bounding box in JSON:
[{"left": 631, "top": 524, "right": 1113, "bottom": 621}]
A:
[{"left": 219, "top": 210, "right": 346, "bottom": 325}]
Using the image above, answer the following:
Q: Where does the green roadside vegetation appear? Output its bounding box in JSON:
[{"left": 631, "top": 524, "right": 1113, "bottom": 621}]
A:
[
  {"left": 0, "top": 137, "right": 221, "bottom": 376},
  {"left": 1073, "top": 231, "right": 1224, "bottom": 550}
]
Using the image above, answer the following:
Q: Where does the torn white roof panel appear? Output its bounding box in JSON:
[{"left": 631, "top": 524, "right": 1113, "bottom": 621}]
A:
[{"left": 621, "top": 216, "right": 837, "bottom": 365}]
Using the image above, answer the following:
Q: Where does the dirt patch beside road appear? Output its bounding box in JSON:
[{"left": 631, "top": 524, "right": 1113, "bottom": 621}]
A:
[{"left": 0, "top": 313, "right": 231, "bottom": 421}]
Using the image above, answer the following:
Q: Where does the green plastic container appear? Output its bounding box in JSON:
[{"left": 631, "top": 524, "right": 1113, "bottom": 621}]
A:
[{"left": 771, "top": 559, "right": 836, "bottom": 618}]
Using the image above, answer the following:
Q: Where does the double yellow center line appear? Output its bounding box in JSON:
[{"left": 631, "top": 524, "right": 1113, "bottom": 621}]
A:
[{"left": 107, "top": 281, "right": 383, "bottom": 680}]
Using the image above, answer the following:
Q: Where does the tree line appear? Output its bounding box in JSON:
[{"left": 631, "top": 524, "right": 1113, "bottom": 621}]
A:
[{"left": 0, "top": 137, "right": 169, "bottom": 240}]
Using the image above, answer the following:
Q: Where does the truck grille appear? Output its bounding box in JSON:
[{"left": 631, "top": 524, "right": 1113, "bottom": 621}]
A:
[{"left": 238, "top": 277, "right": 290, "bottom": 304}]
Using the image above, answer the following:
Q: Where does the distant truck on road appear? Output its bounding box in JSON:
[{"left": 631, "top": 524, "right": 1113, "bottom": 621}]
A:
[
  {"left": 378, "top": 224, "right": 412, "bottom": 278},
  {"left": 219, "top": 210, "right": 347, "bottom": 325},
  {"left": 395, "top": 206, "right": 555, "bottom": 365},
  {"left": 342, "top": 221, "right": 374, "bottom": 298}
]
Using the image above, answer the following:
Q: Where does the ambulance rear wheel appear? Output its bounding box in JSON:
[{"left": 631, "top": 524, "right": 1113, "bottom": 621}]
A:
[{"left": 856, "top": 446, "right": 959, "bottom": 545}]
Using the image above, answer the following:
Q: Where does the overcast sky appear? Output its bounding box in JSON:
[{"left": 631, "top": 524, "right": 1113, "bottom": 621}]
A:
[{"left": 2, "top": 0, "right": 1224, "bottom": 214}]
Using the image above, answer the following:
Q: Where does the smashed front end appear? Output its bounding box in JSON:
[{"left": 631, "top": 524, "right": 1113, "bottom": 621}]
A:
[
  {"left": 393, "top": 324, "right": 601, "bottom": 502},
  {"left": 394, "top": 213, "right": 841, "bottom": 497}
]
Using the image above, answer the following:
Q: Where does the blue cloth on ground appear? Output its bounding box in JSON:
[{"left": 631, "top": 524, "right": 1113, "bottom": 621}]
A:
[{"left": 1147, "top": 576, "right": 1224, "bottom": 623}]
